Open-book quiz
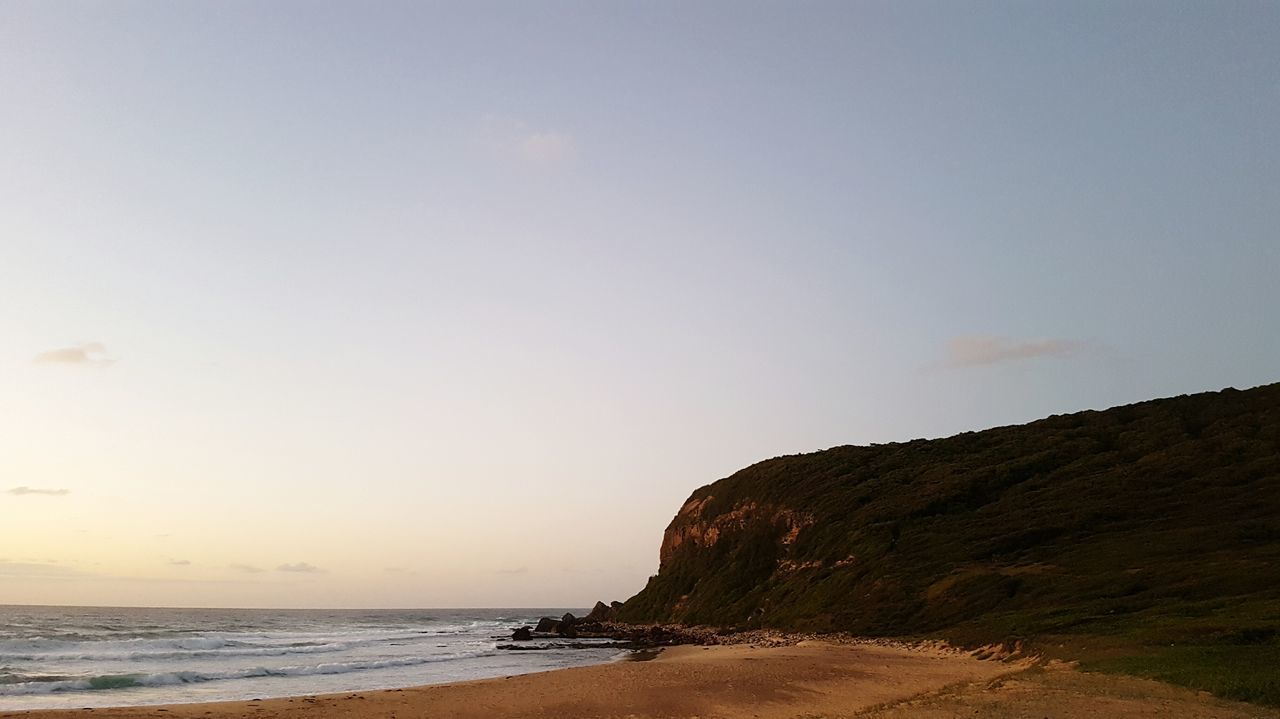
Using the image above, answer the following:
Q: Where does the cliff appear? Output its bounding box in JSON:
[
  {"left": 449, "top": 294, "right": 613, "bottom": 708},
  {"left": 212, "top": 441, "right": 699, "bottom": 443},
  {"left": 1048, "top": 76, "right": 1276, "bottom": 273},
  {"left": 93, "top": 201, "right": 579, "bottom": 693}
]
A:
[{"left": 619, "top": 383, "right": 1280, "bottom": 645}]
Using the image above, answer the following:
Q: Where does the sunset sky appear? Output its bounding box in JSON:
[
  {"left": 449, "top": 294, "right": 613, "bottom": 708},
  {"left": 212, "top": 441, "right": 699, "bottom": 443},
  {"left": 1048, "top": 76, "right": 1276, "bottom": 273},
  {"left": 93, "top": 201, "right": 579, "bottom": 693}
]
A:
[{"left": 2, "top": 1, "right": 1277, "bottom": 608}]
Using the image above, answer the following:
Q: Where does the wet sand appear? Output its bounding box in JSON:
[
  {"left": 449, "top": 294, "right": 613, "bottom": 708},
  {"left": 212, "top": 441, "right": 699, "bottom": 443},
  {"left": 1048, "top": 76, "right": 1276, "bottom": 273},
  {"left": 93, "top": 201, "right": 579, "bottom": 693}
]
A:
[{"left": 3, "top": 641, "right": 1275, "bottom": 719}]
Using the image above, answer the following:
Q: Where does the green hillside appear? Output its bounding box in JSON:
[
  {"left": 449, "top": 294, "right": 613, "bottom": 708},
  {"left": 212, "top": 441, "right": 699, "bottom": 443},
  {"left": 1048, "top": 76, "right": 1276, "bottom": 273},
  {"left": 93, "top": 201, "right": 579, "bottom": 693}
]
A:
[{"left": 619, "top": 383, "right": 1280, "bottom": 703}]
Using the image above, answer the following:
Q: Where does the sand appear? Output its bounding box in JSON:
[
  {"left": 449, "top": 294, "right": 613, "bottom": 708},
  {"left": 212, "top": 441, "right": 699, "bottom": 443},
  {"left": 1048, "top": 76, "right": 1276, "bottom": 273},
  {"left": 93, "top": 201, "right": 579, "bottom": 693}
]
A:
[{"left": 3, "top": 641, "right": 1276, "bottom": 719}]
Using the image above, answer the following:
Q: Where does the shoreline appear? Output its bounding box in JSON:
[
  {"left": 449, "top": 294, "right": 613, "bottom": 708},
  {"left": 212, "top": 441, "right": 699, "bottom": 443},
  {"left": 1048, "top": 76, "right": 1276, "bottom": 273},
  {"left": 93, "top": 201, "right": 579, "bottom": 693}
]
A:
[{"left": 5, "top": 640, "right": 1274, "bottom": 719}]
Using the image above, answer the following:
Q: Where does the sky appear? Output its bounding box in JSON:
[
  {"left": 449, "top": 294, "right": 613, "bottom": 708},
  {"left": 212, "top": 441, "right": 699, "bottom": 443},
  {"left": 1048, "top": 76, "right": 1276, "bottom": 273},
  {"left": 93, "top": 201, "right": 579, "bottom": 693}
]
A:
[{"left": 1, "top": 0, "right": 1277, "bottom": 608}]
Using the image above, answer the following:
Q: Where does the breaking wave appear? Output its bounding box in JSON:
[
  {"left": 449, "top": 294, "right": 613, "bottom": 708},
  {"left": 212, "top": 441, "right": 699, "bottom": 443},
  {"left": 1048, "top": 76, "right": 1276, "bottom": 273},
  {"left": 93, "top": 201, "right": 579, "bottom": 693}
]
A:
[
  {"left": 0, "top": 651, "right": 499, "bottom": 696},
  {"left": 0, "top": 630, "right": 477, "bottom": 662}
]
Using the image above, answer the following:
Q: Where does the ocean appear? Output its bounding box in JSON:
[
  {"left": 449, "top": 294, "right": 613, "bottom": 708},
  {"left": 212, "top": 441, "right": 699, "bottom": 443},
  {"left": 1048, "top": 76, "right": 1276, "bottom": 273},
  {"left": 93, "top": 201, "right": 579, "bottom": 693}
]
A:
[{"left": 0, "top": 605, "right": 626, "bottom": 710}]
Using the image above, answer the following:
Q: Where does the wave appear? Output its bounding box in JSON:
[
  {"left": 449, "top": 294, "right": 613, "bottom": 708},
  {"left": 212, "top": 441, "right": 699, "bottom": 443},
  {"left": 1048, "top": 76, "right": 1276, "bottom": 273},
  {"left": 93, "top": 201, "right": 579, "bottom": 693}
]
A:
[
  {"left": 0, "top": 651, "right": 499, "bottom": 696},
  {"left": 0, "top": 642, "right": 358, "bottom": 663},
  {"left": 0, "top": 637, "right": 230, "bottom": 652},
  {"left": 0, "top": 631, "right": 476, "bottom": 662}
]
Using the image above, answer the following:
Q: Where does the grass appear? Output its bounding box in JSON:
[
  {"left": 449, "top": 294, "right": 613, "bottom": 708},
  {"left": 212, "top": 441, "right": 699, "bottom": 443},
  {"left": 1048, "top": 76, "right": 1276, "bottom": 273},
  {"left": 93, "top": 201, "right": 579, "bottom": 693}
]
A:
[{"left": 1080, "top": 645, "right": 1280, "bottom": 707}]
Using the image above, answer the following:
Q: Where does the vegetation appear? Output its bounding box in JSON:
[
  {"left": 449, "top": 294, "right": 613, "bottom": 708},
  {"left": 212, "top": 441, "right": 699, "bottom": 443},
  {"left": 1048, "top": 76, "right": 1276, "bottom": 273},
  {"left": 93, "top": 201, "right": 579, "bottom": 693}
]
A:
[
  {"left": 1081, "top": 644, "right": 1280, "bottom": 706},
  {"left": 619, "top": 383, "right": 1280, "bottom": 704}
]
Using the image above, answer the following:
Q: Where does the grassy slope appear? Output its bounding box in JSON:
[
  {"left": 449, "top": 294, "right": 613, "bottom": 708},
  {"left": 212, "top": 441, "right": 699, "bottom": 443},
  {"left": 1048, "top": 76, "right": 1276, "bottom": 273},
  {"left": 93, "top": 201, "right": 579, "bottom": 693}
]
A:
[{"left": 619, "top": 383, "right": 1280, "bottom": 704}]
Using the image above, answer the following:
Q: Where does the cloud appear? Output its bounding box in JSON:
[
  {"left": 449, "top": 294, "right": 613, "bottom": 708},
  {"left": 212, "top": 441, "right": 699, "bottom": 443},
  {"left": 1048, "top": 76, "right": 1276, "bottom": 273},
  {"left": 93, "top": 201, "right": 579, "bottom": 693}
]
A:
[
  {"left": 0, "top": 561, "right": 268, "bottom": 587},
  {"left": 277, "top": 562, "right": 324, "bottom": 573},
  {"left": 940, "top": 335, "right": 1093, "bottom": 368},
  {"left": 33, "top": 342, "right": 114, "bottom": 367},
  {"left": 7, "top": 486, "right": 70, "bottom": 496},
  {"left": 0, "top": 560, "right": 88, "bottom": 579},
  {"left": 478, "top": 115, "right": 577, "bottom": 165},
  {"left": 519, "top": 131, "right": 575, "bottom": 164},
  {"left": 169, "top": 559, "right": 192, "bottom": 566},
  {"left": 231, "top": 564, "right": 264, "bottom": 573},
  {"left": 495, "top": 566, "right": 528, "bottom": 575}
]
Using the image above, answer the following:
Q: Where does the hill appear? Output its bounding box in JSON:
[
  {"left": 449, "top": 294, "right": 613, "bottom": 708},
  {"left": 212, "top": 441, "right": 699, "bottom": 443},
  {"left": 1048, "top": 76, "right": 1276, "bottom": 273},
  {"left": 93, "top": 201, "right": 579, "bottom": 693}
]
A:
[{"left": 618, "top": 383, "right": 1280, "bottom": 703}]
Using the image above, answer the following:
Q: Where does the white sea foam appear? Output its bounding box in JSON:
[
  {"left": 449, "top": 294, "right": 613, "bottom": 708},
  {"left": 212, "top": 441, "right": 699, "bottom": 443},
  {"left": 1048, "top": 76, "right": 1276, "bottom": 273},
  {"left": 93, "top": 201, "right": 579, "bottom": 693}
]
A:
[
  {"left": 0, "top": 628, "right": 482, "bottom": 662},
  {"left": 0, "top": 651, "right": 500, "bottom": 695}
]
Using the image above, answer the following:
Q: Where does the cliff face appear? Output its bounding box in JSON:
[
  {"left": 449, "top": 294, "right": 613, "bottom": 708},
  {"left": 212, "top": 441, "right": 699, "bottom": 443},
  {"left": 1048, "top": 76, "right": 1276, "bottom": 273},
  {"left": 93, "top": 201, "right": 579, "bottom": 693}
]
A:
[
  {"left": 659, "top": 498, "right": 813, "bottom": 566},
  {"left": 619, "top": 384, "right": 1280, "bottom": 641}
]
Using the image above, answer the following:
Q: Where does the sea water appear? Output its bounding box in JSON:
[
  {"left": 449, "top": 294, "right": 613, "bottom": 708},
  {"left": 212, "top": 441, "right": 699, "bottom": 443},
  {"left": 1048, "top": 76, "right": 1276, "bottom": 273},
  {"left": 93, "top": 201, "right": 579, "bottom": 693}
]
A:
[{"left": 0, "top": 605, "right": 622, "bottom": 710}]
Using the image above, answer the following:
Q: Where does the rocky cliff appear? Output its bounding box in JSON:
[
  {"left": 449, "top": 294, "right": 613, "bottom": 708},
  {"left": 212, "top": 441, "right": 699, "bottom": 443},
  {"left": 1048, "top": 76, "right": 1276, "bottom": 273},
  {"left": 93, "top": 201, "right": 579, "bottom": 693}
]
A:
[{"left": 619, "top": 383, "right": 1280, "bottom": 643}]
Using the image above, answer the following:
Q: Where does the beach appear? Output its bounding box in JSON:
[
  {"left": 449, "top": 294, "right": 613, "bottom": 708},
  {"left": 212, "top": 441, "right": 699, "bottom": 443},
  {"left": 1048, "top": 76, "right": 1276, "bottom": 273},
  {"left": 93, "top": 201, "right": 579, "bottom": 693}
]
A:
[{"left": 5, "top": 641, "right": 1276, "bottom": 719}]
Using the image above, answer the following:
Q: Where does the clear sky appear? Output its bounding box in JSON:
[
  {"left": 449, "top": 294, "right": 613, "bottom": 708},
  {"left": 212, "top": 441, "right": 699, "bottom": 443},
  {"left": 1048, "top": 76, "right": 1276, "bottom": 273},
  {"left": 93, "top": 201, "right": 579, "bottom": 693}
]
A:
[{"left": 2, "top": 1, "right": 1277, "bottom": 608}]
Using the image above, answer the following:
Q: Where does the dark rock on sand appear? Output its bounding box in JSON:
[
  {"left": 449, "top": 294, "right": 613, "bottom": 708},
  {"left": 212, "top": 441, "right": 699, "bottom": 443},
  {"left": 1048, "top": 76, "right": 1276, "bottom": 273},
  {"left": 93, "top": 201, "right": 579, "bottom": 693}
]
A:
[{"left": 511, "top": 626, "right": 533, "bottom": 641}]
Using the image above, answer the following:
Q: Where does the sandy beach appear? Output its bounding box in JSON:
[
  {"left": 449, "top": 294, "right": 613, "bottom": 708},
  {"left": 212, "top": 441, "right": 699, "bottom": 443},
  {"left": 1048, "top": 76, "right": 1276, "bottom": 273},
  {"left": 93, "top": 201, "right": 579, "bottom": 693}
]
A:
[{"left": 4, "top": 641, "right": 1276, "bottom": 719}]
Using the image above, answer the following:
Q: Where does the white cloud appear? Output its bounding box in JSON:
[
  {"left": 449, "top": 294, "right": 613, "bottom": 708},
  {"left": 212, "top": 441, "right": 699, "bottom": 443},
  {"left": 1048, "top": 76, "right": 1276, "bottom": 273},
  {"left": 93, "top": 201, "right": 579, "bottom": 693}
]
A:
[
  {"left": 519, "top": 131, "right": 575, "bottom": 164},
  {"left": 0, "top": 560, "right": 87, "bottom": 578},
  {"left": 33, "top": 342, "right": 114, "bottom": 367},
  {"left": 8, "top": 486, "right": 70, "bottom": 496},
  {"left": 277, "top": 561, "right": 324, "bottom": 574},
  {"left": 940, "top": 335, "right": 1093, "bottom": 367},
  {"left": 478, "top": 115, "right": 577, "bottom": 165}
]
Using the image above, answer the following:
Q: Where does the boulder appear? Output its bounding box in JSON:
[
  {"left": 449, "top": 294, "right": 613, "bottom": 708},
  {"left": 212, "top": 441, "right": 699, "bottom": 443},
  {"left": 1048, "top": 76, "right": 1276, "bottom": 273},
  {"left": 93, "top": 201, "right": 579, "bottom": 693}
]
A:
[
  {"left": 534, "top": 617, "right": 560, "bottom": 633},
  {"left": 584, "top": 601, "right": 615, "bottom": 622},
  {"left": 557, "top": 613, "right": 578, "bottom": 638},
  {"left": 511, "top": 626, "right": 533, "bottom": 641}
]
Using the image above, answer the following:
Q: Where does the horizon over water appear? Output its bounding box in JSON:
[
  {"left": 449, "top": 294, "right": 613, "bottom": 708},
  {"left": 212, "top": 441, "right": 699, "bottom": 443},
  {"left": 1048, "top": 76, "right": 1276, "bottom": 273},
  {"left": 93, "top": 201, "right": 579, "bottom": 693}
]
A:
[{"left": 0, "top": 604, "right": 621, "bottom": 710}]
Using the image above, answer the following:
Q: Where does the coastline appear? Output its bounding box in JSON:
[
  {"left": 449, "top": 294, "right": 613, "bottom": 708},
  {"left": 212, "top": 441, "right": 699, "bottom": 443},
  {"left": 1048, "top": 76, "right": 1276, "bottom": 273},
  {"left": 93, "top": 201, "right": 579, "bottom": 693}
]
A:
[{"left": 5, "top": 641, "right": 1275, "bottom": 719}]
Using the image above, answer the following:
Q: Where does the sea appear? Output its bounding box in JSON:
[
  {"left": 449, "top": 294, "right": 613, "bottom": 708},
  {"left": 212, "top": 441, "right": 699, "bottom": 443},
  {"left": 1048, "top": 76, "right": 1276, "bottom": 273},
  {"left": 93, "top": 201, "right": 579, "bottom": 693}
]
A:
[{"left": 0, "top": 605, "right": 628, "bottom": 710}]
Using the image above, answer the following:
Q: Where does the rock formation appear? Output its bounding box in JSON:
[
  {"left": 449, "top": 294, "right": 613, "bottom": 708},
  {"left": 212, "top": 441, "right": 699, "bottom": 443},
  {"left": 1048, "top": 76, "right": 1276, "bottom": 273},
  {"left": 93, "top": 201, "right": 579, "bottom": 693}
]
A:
[{"left": 617, "top": 383, "right": 1280, "bottom": 645}]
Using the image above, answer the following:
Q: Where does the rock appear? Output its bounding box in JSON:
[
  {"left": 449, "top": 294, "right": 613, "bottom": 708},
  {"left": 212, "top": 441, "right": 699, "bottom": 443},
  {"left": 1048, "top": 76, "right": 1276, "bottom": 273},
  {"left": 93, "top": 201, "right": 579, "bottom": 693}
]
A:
[
  {"left": 585, "top": 601, "right": 617, "bottom": 622},
  {"left": 534, "top": 617, "right": 560, "bottom": 633},
  {"left": 511, "top": 626, "right": 533, "bottom": 641},
  {"left": 557, "top": 613, "right": 578, "bottom": 638}
]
